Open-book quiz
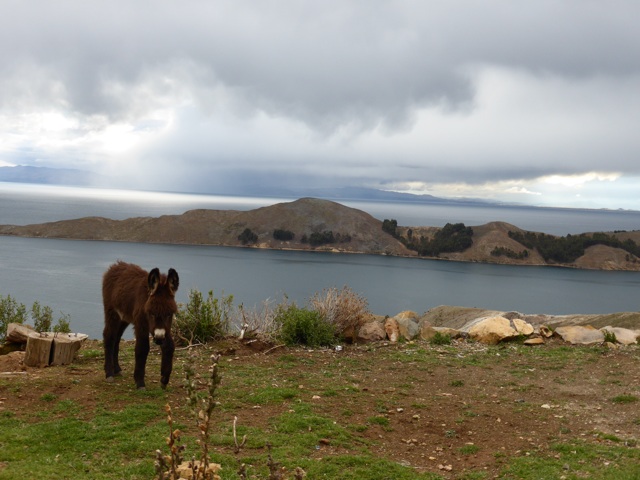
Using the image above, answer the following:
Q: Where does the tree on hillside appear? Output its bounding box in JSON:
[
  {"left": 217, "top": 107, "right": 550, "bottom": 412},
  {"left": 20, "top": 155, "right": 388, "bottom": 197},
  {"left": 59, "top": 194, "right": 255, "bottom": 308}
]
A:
[
  {"left": 273, "top": 229, "right": 295, "bottom": 241},
  {"left": 415, "top": 223, "right": 473, "bottom": 256},
  {"left": 382, "top": 219, "right": 398, "bottom": 237},
  {"left": 238, "top": 228, "right": 258, "bottom": 245}
]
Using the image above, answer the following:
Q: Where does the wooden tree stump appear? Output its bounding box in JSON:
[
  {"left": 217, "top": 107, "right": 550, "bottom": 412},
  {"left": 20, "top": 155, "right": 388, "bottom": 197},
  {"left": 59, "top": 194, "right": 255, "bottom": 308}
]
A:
[
  {"left": 6, "top": 323, "right": 35, "bottom": 344},
  {"left": 24, "top": 333, "right": 53, "bottom": 368},
  {"left": 24, "top": 332, "right": 88, "bottom": 367},
  {"left": 50, "top": 333, "right": 88, "bottom": 366}
]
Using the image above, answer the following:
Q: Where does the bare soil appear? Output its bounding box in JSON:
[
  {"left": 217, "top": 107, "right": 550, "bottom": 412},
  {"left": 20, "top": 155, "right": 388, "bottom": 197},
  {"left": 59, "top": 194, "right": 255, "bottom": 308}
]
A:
[{"left": 1, "top": 337, "right": 640, "bottom": 478}]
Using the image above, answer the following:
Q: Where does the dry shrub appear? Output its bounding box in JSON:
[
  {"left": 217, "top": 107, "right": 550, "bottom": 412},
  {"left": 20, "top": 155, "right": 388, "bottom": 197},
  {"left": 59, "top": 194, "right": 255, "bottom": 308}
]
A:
[
  {"left": 237, "top": 297, "right": 286, "bottom": 342},
  {"left": 309, "top": 286, "right": 371, "bottom": 338}
]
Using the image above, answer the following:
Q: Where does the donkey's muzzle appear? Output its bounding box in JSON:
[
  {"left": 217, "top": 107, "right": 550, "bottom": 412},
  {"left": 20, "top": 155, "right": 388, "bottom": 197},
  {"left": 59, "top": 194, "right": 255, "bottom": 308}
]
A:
[{"left": 153, "top": 328, "right": 166, "bottom": 345}]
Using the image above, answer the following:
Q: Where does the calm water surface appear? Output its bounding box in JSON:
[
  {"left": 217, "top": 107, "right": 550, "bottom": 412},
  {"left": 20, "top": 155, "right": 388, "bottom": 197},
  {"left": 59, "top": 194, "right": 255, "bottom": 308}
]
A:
[{"left": 1, "top": 183, "right": 640, "bottom": 339}]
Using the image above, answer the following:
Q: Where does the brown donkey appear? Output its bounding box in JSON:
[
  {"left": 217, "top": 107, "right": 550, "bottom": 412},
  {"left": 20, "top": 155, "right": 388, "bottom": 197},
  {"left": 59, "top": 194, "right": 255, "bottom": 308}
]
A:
[{"left": 102, "top": 261, "right": 179, "bottom": 389}]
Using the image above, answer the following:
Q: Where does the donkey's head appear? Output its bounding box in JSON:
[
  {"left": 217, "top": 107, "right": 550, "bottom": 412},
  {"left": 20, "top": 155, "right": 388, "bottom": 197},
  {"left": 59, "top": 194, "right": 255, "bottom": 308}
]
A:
[{"left": 145, "top": 267, "right": 179, "bottom": 345}]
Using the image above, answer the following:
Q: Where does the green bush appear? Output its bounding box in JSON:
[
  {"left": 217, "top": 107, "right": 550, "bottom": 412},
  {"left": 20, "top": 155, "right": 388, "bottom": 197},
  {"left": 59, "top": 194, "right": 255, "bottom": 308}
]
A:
[
  {"left": 1, "top": 295, "right": 71, "bottom": 341},
  {"left": 53, "top": 314, "right": 71, "bottom": 334},
  {"left": 275, "top": 304, "right": 336, "bottom": 347},
  {"left": 0, "top": 294, "right": 27, "bottom": 341},
  {"left": 430, "top": 331, "right": 452, "bottom": 345},
  {"left": 31, "top": 301, "right": 53, "bottom": 333},
  {"left": 174, "top": 289, "right": 234, "bottom": 345}
]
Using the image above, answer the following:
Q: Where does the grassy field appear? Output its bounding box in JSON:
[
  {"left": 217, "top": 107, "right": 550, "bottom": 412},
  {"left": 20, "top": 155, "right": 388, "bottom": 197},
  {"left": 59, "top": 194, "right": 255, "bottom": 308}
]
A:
[{"left": 1, "top": 338, "right": 639, "bottom": 479}]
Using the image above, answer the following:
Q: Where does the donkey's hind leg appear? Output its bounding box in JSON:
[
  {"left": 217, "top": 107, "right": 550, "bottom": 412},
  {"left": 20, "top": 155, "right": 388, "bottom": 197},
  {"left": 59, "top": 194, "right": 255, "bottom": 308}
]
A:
[{"left": 103, "top": 310, "right": 122, "bottom": 382}]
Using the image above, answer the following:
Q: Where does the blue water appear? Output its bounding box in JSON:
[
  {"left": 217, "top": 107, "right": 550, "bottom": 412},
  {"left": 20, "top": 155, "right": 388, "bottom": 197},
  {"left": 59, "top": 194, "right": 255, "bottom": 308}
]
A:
[{"left": 1, "top": 183, "right": 640, "bottom": 339}]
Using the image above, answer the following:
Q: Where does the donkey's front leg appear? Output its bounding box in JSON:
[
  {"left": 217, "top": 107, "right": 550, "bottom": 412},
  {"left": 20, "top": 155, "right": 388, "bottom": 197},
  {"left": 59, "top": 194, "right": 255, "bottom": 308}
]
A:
[
  {"left": 160, "top": 335, "right": 175, "bottom": 389},
  {"left": 134, "top": 334, "right": 150, "bottom": 390}
]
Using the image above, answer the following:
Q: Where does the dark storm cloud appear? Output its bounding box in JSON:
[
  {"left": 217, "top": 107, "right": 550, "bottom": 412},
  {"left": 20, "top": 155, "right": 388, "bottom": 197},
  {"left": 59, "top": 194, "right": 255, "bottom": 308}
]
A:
[{"left": 2, "top": 1, "right": 637, "bottom": 127}]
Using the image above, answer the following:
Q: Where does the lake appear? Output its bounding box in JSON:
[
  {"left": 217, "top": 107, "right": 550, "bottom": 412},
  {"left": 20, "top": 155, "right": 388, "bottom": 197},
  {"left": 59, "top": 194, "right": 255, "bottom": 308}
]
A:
[{"left": 1, "top": 183, "right": 640, "bottom": 339}]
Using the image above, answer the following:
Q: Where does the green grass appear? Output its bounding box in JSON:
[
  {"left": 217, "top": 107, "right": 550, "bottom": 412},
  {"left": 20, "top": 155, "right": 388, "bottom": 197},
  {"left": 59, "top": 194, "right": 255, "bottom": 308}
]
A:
[
  {"left": 500, "top": 440, "right": 640, "bottom": 479},
  {"left": 611, "top": 394, "right": 639, "bottom": 404},
  {"left": 0, "top": 403, "right": 166, "bottom": 479},
  {"left": 2, "top": 340, "right": 639, "bottom": 479}
]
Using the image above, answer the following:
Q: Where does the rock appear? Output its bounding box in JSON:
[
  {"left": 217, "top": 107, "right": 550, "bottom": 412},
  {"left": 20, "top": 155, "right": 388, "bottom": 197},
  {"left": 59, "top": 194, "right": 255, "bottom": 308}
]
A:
[
  {"left": 554, "top": 325, "right": 604, "bottom": 345},
  {"left": 468, "top": 316, "right": 517, "bottom": 345},
  {"left": 513, "top": 319, "right": 534, "bottom": 336},
  {"left": 395, "top": 310, "right": 419, "bottom": 322},
  {"left": 394, "top": 312, "right": 420, "bottom": 341},
  {"left": 420, "top": 324, "right": 438, "bottom": 341},
  {"left": 176, "top": 461, "right": 221, "bottom": 479},
  {"left": 384, "top": 317, "right": 400, "bottom": 343},
  {"left": 538, "top": 325, "right": 553, "bottom": 338},
  {"left": 599, "top": 326, "right": 638, "bottom": 345},
  {"left": 434, "top": 327, "right": 465, "bottom": 339},
  {"left": 357, "top": 320, "right": 386, "bottom": 343},
  {"left": 524, "top": 337, "right": 545, "bottom": 346}
]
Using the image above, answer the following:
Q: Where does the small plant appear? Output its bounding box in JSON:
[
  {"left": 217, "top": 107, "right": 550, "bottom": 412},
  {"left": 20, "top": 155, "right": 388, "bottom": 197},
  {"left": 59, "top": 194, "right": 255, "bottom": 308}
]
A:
[
  {"left": 236, "top": 297, "right": 282, "bottom": 342},
  {"left": 603, "top": 329, "right": 618, "bottom": 343},
  {"left": 31, "top": 301, "right": 53, "bottom": 332},
  {"left": 40, "top": 393, "right": 57, "bottom": 402},
  {"left": 156, "top": 352, "right": 224, "bottom": 479},
  {"left": 459, "top": 444, "right": 480, "bottom": 455},
  {"left": 611, "top": 394, "right": 638, "bottom": 404},
  {"left": 450, "top": 379, "right": 465, "bottom": 387},
  {"left": 174, "top": 289, "right": 234, "bottom": 345},
  {"left": 53, "top": 313, "right": 72, "bottom": 333},
  {"left": 368, "top": 416, "right": 390, "bottom": 427},
  {"left": 275, "top": 304, "right": 336, "bottom": 347},
  {"left": 430, "top": 331, "right": 452, "bottom": 345}
]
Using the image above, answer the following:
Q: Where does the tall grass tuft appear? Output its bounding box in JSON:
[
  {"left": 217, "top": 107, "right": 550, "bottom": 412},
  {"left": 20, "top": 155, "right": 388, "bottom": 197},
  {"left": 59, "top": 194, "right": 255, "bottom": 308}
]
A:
[{"left": 309, "top": 286, "right": 371, "bottom": 338}]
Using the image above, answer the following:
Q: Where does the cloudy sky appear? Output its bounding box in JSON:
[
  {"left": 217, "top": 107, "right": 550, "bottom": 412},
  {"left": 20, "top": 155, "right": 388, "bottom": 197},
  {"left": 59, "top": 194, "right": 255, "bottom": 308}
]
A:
[{"left": 1, "top": 1, "right": 639, "bottom": 209}]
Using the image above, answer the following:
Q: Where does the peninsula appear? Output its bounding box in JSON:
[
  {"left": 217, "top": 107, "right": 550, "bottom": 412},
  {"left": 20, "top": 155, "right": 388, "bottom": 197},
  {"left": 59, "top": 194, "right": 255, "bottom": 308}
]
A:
[{"left": 1, "top": 197, "right": 639, "bottom": 271}]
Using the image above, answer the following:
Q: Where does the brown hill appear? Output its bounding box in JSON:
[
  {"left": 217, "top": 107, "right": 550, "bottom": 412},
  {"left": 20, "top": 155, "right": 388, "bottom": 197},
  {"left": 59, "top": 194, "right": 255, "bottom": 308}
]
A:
[
  {"left": 2, "top": 198, "right": 639, "bottom": 270},
  {"left": 0, "top": 197, "right": 412, "bottom": 256},
  {"left": 401, "top": 221, "right": 640, "bottom": 271}
]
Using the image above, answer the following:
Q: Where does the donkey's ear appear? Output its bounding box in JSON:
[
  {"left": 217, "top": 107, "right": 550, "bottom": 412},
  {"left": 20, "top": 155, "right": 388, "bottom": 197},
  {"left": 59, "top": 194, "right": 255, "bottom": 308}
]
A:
[
  {"left": 148, "top": 268, "right": 160, "bottom": 295},
  {"left": 167, "top": 268, "right": 179, "bottom": 294}
]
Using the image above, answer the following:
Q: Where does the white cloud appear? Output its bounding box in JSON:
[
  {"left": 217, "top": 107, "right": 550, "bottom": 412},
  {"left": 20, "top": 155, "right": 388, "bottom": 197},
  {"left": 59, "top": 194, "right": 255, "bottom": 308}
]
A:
[{"left": 1, "top": 1, "right": 640, "bottom": 209}]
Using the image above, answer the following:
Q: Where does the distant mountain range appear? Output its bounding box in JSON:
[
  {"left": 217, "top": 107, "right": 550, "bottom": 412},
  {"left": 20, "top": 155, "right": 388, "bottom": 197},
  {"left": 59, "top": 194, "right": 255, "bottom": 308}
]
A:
[{"left": 0, "top": 165, "right": 501, "bottom": 207}]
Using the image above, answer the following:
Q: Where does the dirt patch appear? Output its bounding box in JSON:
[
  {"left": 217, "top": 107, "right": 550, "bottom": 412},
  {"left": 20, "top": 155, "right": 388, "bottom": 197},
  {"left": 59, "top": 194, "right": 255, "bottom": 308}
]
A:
[
  {"left": 1, "top": 338, "right": 639, "bottom": 478},
  {"left": 0, "top": 351, "right": 26, "bottom": 373}
]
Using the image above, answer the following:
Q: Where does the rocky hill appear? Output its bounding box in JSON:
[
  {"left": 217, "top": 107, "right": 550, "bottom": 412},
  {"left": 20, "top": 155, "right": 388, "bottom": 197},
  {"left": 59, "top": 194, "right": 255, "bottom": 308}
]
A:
[
  {"left": 1, "top": 197, "right": 639, "bottom": 270},
  {"left": 0, "top": 198, "right": 412, "bottom": 256}
]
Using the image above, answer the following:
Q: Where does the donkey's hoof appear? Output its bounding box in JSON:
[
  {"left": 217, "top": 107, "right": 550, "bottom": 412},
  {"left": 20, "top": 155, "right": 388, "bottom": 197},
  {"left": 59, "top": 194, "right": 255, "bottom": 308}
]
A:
[
  {"left": 137, "top": 386, "right": 146, "bottom": 391},
  {"left": 105, "top": 376, "right": 115, "bottom": 383},
  {"left": 161, "top": 383, "right": 167, "bottom": 390}
]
